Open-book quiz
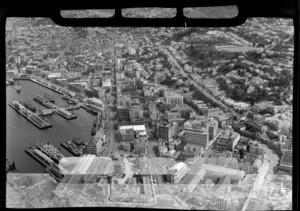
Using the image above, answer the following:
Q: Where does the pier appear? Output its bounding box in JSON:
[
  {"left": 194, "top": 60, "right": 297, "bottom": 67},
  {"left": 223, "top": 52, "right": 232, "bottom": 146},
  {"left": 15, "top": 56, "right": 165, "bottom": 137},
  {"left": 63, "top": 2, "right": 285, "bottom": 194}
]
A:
[
  {"left": 25, "top": 147, "right": 54, "bottom": 167},
  {"left": 33, "top": 95, "right": 77, "bottom": 120},
  {"left": 9, "top": 101, "right": 52, "bottom": 129},
  {"left": 30, "top": 78, "right": 64, "bottom": 95}
]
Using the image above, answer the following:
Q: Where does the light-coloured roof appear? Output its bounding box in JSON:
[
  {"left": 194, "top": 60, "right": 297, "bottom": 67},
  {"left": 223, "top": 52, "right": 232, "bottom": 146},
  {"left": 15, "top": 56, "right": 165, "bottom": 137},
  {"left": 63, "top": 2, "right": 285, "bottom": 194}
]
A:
[
  {"left": 170, "top": 162, "right": 186, "bottom": 172},
  {"left": 202, "top": 164, "right": 245, "bottom": 178},
  {"left": 119, "top": 125, "right": 146, "bottom": 132},
  {"left": 88, "top": 97, "right": 103, "bottom": 104}
]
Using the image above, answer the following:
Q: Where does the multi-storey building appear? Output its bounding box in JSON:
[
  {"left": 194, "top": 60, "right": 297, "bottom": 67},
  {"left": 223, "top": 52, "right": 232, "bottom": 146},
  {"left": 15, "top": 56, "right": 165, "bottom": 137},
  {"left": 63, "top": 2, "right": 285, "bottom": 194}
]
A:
[
  {"left": 119, "top": 125, "right": 147, "bottom": 141},
  {"left": 214, "top": 128, "right": 240, "bottom": 151},
  {"left": 165, "top": 111, "right": 182, "bottom": 122},
  {"left": 208, "top": 118, "right": 219, "bottom": 140},
  {"left": 167, "top": 162, "right": 189, "bottom": 184},
  {"left": 117, "top": 106, "right": 130, "bottom": 122},
  {"left": 182, "top": 117, "right": 218, "bottom": 147},
  {"left": 165, "top": 92, "right": 183, "bottom": 106},
  {"left": 84, "top": 138, "right": 97, "bottom": 155},
  {"left": 129, "top": 105, "right": 144, "bottom": 122},
  {"left": 248, "top": 143, "right": 264, "bottom": 155},
  {"left": 183, "top": 130, "right": 209, "bottom": 147},
  {"left": 157, "top": 122, "right": 179, "bottom": 142},
  {"left": 86, "top": 97, "right": 104, "bottom": 109}
]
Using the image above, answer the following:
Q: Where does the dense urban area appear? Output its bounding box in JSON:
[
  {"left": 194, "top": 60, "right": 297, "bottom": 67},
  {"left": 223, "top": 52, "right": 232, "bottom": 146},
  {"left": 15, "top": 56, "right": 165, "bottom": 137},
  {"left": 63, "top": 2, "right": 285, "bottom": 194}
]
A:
[{"left": 6, "top": 8, "right": 293, "bottom": 210}]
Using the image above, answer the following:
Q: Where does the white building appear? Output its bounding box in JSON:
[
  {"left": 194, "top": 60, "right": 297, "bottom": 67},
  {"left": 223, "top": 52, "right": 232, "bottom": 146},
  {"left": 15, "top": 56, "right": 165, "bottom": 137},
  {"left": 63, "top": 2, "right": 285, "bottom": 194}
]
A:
[
  {"left": 119, "top": 125, "right": 147, "bottom": 141},
  {"left": 167, "top": 162, "right": 189, "bottom": 183},
  {"left": 165, "top": 92, "right": 183, "bottom": 106},
  {"left": 86, "top": 97, "right": 104, "bottom": 110},
  {"left": 47, "top": 72, "right": 61, "bottom": 79},
  {"left": 6, "top": 69, "right": 18, "bottom": 78},
  {"left": 102, "top": 78, "right": 111, "bottom": 87}
]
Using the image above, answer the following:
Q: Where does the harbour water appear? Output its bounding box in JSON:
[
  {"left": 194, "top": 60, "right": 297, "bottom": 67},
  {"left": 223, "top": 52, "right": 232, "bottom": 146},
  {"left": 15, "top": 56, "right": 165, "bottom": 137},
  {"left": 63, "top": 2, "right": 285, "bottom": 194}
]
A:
[{"left": 6, "top": 80, "right": 95, "bottom": 173}]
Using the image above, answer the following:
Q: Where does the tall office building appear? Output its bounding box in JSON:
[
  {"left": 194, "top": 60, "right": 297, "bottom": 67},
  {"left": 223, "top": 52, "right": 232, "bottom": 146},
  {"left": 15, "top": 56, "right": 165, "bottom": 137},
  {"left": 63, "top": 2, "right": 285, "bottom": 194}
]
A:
[
  {"left": 165, "top": 92, "right": 183, "bottom": 106},
  {"left": 157, "top": 122, "right": 179, "bottom": 142},
  {"left": 167, "top": 162, "right": 189, "bottom": 183}
]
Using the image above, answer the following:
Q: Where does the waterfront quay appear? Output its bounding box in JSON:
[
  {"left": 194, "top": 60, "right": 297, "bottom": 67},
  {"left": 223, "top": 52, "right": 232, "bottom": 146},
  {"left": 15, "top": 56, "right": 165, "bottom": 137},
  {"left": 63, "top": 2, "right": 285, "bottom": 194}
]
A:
[
  {"left": 30, "top": 78, "right": 64, "bottom": 95},
  {"left": 9, "top": 101, "right": 52, "bottom": 129}
]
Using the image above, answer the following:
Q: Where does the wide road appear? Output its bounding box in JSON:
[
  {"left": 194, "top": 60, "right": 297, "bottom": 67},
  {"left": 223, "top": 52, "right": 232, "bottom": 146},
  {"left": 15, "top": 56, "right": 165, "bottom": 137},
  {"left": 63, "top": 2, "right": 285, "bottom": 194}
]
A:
[
  {"left": 173, "top": 144, "right": 214, "bottom": 197},
  {"left": 106, "top": 110, "right": 117, "bottom": 156},
  {"left": 241, "top": 144, "right": 278, "bottom": 211},
  {"left": 106, "top": 41, "right": 118, "bottom": 157},
  {"left": 161, "top": 46, "right": 230, "bottom": 111}
]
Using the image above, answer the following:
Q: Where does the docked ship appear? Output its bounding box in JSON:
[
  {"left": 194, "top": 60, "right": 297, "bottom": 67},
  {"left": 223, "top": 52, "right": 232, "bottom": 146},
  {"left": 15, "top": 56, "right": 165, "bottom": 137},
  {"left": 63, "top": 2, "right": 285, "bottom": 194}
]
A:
[
  {"left": 67, "top": 100, "right": 76, "bottom": 105},
  {"left": 36, "top": 142, "right": 64, "bottom": 163},
  {"left": 20, "top": 101, "right": 37, "bottom": 113},
  {"left": 73, "top": 137, "right": 87, "bottom": 146},
  {"left": 93, "top": 119, "right": 98, "bottom": 127},
  {"left": 60, "top": 137, "right": 87, "bottom": 156},
  {"left": 86, "top": 107, "right": 98, "bottom": 116},
  {"left": 10, "top": 101, "right": 52, "bottom": 129},
  {"left": 6, "top": 159, "right": 18, "bottom": 173},
  {"left": 56, "top": 108, "right": 77, "bottom": 120},
  {"left": 25, "top": 146, "right": 54, "bottom": 167},
  {"left": 62, "top": 94, "right": 69, "bottom": 100},
  {"left": 7, "top": 78, "right": 14, "bottom": 83},
  {"left": 43, "top": 93, "right": 55, "bottom": 103},
  {"left": 62, "top": 94, "right": 78, "bottom": 104},
  {"left": 15, "top": 85, "right": 22, "bottom": 94},
  {"left": 91, "top": 126, "right": 97, "bottom": 136},
  {"left": 45, "top": 163, "right": 64, "bottom": 182}
]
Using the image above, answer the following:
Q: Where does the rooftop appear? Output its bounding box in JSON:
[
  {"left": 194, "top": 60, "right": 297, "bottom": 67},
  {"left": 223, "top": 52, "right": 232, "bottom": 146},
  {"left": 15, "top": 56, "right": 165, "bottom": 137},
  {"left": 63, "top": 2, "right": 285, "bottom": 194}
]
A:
[
  {"left": 119, "top": 125, "right": 146, "bottom": 132},
  {"left": 170, "top": 161, "right": 186, "bottom": 172}
]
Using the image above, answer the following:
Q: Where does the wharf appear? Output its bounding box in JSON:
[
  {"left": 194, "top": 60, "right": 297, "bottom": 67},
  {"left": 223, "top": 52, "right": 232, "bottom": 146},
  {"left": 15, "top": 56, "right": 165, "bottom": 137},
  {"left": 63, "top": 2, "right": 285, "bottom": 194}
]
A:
[
  {"left": 13, "top": 77, "right": 30, "bottom": 80},
  {"left": 30, "top": 78, "right": 63, "bottom": 95},
  {"left": 33, "top": 96, "right": 56, "bottom": 109},
  {"left": 9, "top": 101, "right": 52, "bottom": 129},
  {"left": 33, "top": 95, "right": 77, "bottom": 120},
  {"left": 55, "top": 108, "right": 77, "bottom": 120},
  {"left": 25, "top": 147, "right": 54, "bottom": 167}
]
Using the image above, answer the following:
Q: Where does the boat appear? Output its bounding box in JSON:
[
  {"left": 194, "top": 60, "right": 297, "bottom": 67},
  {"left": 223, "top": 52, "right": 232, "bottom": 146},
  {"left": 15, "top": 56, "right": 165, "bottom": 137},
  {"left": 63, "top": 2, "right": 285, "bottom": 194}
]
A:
[
  {"left": 86, "top": 108, "right": 98, "bottom": 116},
  {"left": 45, "top": 164, "right": 64, "bottom": 182},
  {"left": 15, "top": 85, "right": 21, "bottom": 94},
  {"left": 6, "top": 159, "right": 17, "bottom": 173},
  {"left": 91, "top": 126, "right": 96, "bottom": 136},
  {"left": 36, "top": 142, "right": 64, "bottom": 163},
  {"left": 60, "top": 137, "right": 87, "bottom": 156},
  {"left": 73, "top": 137, "right": 87, "bottom": 146},
  {"left": 60, "top": 142, "right": 81, "bottom": 156},
  {"left": 43, "top": 93, "right": 55, "bottom": 103},
  {"left": 6, "top": 78, "right": 14, "bottom": 85},
  {"left": 93, "top": 119, "right": 98, "bottom": 127},
  {"left": 20, "top": 101, "right": 37, "bottom": 113},
  {"left": 62, "top": 95, "right": 69, "bottom": 100},
  {"left": 67, "top": 100, "right": 76, "bottom": 105},
  {"left": 25, "top": 147, "right": 54, "bottom": 167}
]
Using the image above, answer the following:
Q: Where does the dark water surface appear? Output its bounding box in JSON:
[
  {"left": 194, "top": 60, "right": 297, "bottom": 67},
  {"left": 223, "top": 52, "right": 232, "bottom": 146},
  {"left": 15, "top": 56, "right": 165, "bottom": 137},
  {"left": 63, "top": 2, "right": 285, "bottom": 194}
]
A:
[{"left": 6, "top": 80, "right": 95, "bottom": 173}]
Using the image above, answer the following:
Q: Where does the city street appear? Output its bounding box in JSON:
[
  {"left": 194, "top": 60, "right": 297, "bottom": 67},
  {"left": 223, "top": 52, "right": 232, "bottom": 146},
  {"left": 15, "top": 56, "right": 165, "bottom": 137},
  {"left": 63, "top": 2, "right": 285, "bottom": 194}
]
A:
[
  {"left": 241, "top": 145, "right": 279, "bottom": 211},
  {"left": 161, "top": 46, "right": 230, "bottom": 111}
]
